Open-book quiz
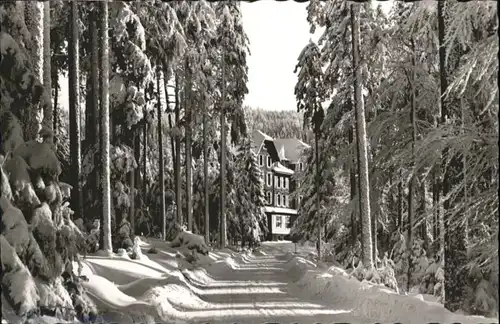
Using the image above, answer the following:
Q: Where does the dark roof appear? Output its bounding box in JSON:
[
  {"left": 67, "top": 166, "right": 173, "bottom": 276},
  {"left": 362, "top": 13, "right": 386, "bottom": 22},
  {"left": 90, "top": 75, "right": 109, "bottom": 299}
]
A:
[
  {"left": 252, "top": 130, "right": 273, "bottom": 151},
  {"left": 252, "top": 130, "right": 280, "bottom": 163}
]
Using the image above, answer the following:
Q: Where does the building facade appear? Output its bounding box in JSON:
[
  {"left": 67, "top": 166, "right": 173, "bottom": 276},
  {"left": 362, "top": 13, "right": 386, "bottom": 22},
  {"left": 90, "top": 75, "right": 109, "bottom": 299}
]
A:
[{"left": 251, "top": 130, "right": 310, "bottom": 241}]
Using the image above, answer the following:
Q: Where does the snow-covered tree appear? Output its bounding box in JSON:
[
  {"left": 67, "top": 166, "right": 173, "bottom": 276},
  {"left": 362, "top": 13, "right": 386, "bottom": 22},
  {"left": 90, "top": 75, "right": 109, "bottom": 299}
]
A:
[
  {"left": 213, "top": 1, "right": 250, "bottom": 247},
  {"left": 0, "top": 3, "right": 93, "bottom": 321},
  {"left": 234, "top": 138, "right": 268, "bottom": 246},
  {"left": 294, "top": 40, "right": 325, "bottom": 258}
]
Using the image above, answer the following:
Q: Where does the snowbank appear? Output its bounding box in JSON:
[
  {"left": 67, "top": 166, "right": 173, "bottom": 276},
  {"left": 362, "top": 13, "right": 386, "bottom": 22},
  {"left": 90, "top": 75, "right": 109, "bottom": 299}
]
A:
[
  {"left": 284, "top": 255, "right": 317, "bottom": 281},
  {"left": 69, "top": 236, "right": 283, "bottom": 323},
  {"left": 287, "top": 256, "right": 499, "bottom": 324}
]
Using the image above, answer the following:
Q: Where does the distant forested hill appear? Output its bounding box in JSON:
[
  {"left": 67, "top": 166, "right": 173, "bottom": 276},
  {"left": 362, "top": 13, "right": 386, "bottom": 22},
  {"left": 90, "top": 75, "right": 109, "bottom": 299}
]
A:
[{"left": 244, "top": 106, "right": 312, "bottom": 142}]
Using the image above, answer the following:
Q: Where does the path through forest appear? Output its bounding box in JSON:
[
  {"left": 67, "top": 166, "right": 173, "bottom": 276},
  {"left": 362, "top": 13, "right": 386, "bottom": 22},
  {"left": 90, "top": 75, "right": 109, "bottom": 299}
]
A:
[{"left": 180, "top": 247, "right": 368, "bottom": 324}]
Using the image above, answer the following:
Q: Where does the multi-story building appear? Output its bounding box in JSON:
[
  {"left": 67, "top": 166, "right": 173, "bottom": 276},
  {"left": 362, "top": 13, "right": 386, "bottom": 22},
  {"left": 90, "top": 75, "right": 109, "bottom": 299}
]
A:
[{"left": 251, "top": 130, "right": 310, "bottom": 241}]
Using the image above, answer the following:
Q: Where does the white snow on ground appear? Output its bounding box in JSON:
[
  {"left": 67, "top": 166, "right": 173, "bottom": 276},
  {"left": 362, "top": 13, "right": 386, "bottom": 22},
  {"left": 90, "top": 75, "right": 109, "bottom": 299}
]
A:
[
  {"left": 277, "top": 249, "right": 498, "bottom": 324},
  {"left": 14, "top": 237, "right": 495, "bottom": 324}
]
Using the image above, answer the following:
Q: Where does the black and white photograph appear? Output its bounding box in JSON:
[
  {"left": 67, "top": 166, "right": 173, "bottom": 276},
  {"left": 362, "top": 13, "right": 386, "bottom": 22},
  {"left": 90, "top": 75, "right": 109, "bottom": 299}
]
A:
[{"left": 0, "top": 0, "right": 498, "bottom": 323}]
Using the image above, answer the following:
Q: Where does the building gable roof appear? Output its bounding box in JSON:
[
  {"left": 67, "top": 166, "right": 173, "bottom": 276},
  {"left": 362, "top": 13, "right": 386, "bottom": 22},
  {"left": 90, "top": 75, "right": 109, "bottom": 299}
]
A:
[
  {"left": 273, "top": 138, "right": 310, "bottom": 163},
  {"left": 251, "top": 129, "right": 280, "bottom": 162}
]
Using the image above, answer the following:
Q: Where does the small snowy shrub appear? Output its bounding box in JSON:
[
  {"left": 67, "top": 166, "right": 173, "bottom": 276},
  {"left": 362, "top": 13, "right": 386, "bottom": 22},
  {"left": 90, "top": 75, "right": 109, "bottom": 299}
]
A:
[
  {"left": 171, "top": 231, "right": 209, "bottom": 255},
  {"left": 349, "top": 254, "right": 399, "bottom": 293},
  {"left": 114, "top": 218, "right": 133, "bottom": 250},
  {"left": 379, "top": 252, "right": 399, "bottom": 293},
  {"left": 470, "top": 278, "right": 498, "bottom": 317},
  {"left": 433, "top": 259, "right": 445, "bottom": 303},
  {"left": 130, "top": 236, "right": 144, "bottom": 260},
  {"left": 420, "top": 256, "right": 439, "bottom": 294},
  {"left": 85, "top": 219, "right": 101, "bottom": 253},
  {"left": 117, "top": 248, "right": 129, "bottom": 258},
  {"left": 337, "top": 240, "right": 362, "bottom": 269}
]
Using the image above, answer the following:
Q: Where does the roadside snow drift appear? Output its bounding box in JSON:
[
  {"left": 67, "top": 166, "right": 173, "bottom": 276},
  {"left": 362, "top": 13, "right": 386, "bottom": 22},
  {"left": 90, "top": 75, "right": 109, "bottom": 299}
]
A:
[{"left": 286, "top": 255, "right": 498, "bottom": 324}]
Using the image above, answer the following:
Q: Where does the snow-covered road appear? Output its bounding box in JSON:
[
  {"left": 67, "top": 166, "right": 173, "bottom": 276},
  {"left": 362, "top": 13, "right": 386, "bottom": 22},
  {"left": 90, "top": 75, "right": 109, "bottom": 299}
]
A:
[
  {"left": 178, "top": 252, "right": 368, "bottom": 324},
  {"left": 71, "top": 238, "right": 496, "bottom": 324}
]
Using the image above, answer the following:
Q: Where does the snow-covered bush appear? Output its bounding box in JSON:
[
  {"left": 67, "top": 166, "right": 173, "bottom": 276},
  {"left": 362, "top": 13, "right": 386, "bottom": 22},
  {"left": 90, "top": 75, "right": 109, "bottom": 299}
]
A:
[
  {"left": 114, "top": 217, "right": 133, "bottom": 250},
  {"left": 85, "top": 219, "right": 101, "bottom": 254},
  {"left": 130, "top": 236, "right": 144, "bottom": 260},
  {"left": 171, "top": 231, "right": 210, "bottom": 256},
  {"left": 420, "top": 255, "right": 440, "bottom": 294},
  {"left": 408, "top": 239, "right": 429, "bottom": 291},
  {"left": 349, "top": 255, "right": 399, "bottom": 294},
  {"left": 336, "top": 239, "right": 362, "bottom": 269}
]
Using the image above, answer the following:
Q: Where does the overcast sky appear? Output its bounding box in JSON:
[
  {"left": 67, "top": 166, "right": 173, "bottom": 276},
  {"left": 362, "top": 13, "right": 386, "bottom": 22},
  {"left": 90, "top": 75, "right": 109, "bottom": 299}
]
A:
[
  {"left": 240, "top": 1, "right": 319, "bottom": 112},
  {"left": 241, "top": 1, "right": 393, "bottom": 111}
]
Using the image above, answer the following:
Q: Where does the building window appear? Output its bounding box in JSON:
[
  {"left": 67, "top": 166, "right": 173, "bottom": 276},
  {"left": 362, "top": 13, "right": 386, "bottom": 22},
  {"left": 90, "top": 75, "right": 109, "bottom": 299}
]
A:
[
  {"left": 277, "top": 194, "right": 281, "bottom": 206},
  {"left": 298, "top": 195, "right": 303, "bottom": 206},
  {"left": 284, "top": 195, "right": 288, "bottom": 207},
  {"left": 285, "top": 216, "right": 291, "bottom": 228},
  {"left": 284, "top": 177, "right": 289, "bottom": 189},
  {"left": 259, "top": 155, "right": 264, "bottom": 166},
  {"left": 299, "top": 162, "right": 304, "bottom": 171},
  {"left": 277, "top": 176, "right": 281, "bottom": 188},
  {"left": 266, "top": 173, "right": 272, "bottom": 186},
  {"left": 276, "top": 215, "right": 282, "bottom": 228},
  {"left": 266, "top": 191, "right": 272, "bottom": 204},
  {"left": 274, "top": 176, "right": 278, "bottom": 188},
  {"left": 267, "top": 156, "right": 272, "bottom": 168}
]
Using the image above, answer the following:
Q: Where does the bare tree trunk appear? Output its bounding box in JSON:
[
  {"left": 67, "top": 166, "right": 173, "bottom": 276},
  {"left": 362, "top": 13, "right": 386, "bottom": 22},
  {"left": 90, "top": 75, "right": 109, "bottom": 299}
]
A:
[
  {"left": 130, "top": 130, "right": 137, "bottom": 239},
  {"left": 53, "top": 72, "right": 59, "bottom": 143},
  {"left": 168, "top": 110, "right": 177, "bottom": 183},
  {"left": 100, "top": 0, "right": 112, "bottom": 254},
  {"left": 407, "top": 36, "right": 417, "bottom": 292},
  {"left": 185, "top": 60, "right": 193, "bottom": 232},
  {"left": 142, "top": 122, "right": 147, "bottom": 207},
  {"left": 438, "top": 1, "right": 467, "bottom": 311},
  {"left": 42, "top": 0, "right": 52, "bottom": 130},
  {"left": 371, "top": 174, "right": 378, "bottom": 264},
  {"left": 432, "top": 168, "right": 438, "bottom": 242},
  {"left": 174, "top": 76, "right": 182, "bottom": 225},
  {"left": 90, "top": 14, "right": 99, "bottom": 144},
  {"left": 421, "top": 179, "right": 429, "bottom": 250},
  {"left": 461, "top": 97, "right": 468, "bottom": 246},
  {"left": 163, "top": 66, "right": 177, "bottom": 194},
  {"left": 203, "top": 99, "right": 210, "bottom": 244},
  {"left": 134, "top": 127, "right": 140, "bottom": 197},
  {"left": 398, "top": 170, "right": 403, "bottom": 232},
  {"left": 90, "top": 11, "right": 100, "bottom": 215},
  {"left": 69, "top": 0, "right": 83, "bottom": 221},
  {"left": 220, "top": 51, "right": 227, "bottom": 248},
  {"left": 351, "top": 3, "right": 373, "bottom": 269},
  {"left": 349, "top": 124, "right": 357, "bottom": 248},
  {"left": 157, "top": 68, "right": 166, "bottom": 239},
  {"left": 314, "top": 130, "right": 322, "bottom": 260}
]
